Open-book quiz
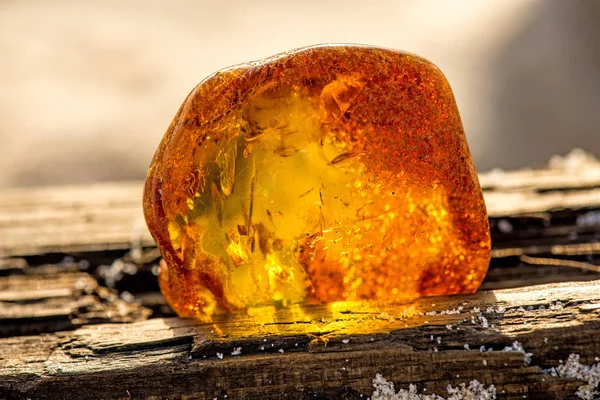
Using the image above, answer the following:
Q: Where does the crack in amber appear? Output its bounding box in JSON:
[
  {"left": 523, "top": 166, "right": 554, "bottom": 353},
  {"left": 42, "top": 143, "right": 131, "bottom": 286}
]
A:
[{"left": 143, "top": 44, "right": 491, "bottom": 320}]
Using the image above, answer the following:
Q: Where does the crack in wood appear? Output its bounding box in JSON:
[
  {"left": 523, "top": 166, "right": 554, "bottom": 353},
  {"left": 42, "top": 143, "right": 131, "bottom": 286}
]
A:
[{"left": 1, "top": 280, "right": 599, "bottom": 399}]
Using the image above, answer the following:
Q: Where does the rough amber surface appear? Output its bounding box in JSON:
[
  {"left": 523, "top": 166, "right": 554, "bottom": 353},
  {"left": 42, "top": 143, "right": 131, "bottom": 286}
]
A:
[{"left": 143, "top": 44, "right": 491, "bottom": 319}]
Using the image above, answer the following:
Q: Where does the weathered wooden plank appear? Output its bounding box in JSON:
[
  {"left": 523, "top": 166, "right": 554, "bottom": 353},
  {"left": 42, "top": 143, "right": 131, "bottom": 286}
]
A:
[
  {"left": 484, "top": 189, "right": 600, "bottom": 217},
  {"left": 1, "top": 182, "right": 599, "bottom": 258},
  {"left": 1, "top": 280, "right": 599, "bottom": 400},
  {"left": 478, "top": 150, "right": 600, "bottom": 191},
  {"left": 0, "top": 182, "right": 153, "bottom": 257},
  {"left": 0, "top": 153, "right": 598, "bottom": 258},
  {"left": 0, "top": 272, "right": 151, "bottom": 337}
]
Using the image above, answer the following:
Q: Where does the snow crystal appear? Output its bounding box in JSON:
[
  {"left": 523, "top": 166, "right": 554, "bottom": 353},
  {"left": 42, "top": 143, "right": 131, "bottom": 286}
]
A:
[
  {"left": 544, "top": 354, "right": 600, "bottom": 400},
  {"left": 497, "top": 219, "right": 513, "bottom": 233},
  {"left": 371, "top": 374, "right": 496, "bottom": 400},
  {"left": 502, "top": 341, "right": 532, "bottom": 365},
  {"left": 478, "top": 316, "right": 489, "bottom": 329},
  {"left": 120, "top": 291, "right": 135, "bottom": 303},
  {"left": 440, "top": 307, "right": 463, "bottom": 315},
  {"left": 577, "top": 211, "right": 600, "bottom": 227},
  {"left": 549, "top": 148, "right": 598, "bottom": 170}
]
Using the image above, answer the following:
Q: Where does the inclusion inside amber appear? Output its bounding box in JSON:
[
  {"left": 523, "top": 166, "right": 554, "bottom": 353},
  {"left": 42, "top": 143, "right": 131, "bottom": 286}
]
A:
[{"left": 143, "top": 44, "right": 491, "bottom": 319}]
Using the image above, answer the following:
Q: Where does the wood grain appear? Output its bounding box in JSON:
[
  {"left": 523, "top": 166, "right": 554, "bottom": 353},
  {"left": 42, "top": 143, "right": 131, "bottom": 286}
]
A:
[
  {"left": 0, "top": 182, "right": 153, "bottom": 257},
  {"left": 478, "top": 155, "right": 600, "bottom": 192},
  {"left": 1, "top": 155, "right": 599, "bottom": 257},
  {"left": 0, "top": 272, "right": 151, "bottom": 337},
  {"left": 1, "top": 279, "right": 599, "bottom": 400},
  {"left": 1, "top": 159, "right": 599, "bottom": 399}
]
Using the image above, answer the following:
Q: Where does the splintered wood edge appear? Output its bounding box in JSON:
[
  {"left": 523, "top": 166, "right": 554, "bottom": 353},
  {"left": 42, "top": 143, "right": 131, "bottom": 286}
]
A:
[
  {"left": 1, "top": 279, "right": 599, "bottom": 399},
  {"left": 0, "top": 273, "right": 151, "bottom": 336}
]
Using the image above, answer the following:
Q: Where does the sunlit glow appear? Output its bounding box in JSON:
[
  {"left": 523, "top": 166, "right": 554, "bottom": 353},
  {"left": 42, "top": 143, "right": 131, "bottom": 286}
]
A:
[{"left": 144, "top": 45, "right": 491, "bottom": 320}]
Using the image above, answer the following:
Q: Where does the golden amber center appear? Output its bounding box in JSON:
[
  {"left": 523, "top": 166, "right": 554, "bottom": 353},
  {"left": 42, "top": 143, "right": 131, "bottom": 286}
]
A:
[{"left": 143, "top": 45, "right": 491, "bottom": 319}]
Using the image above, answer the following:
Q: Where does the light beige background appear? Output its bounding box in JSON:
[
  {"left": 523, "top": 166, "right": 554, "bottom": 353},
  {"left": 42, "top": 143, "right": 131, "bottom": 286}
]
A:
[{"left": 1, "top": 0, "right": 598, "bottom": 188}]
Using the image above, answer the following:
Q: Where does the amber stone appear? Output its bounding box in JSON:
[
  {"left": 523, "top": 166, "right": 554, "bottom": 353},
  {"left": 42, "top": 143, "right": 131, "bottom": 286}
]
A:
[{"left": 143, "top": 44, "right": 491, "bottom": 319}]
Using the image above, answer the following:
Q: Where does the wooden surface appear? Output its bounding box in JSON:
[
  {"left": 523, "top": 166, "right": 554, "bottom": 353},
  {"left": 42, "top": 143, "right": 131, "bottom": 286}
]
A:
[
  {"left": 0, "top": 156, "right": 599, "bottom": 399},
  {"left": 0, "top": 272, "right": 150, "bottom": 337},
  {"left": 1, "top": 280, "right": 600, "bottom": 400},
  {"left": 0, "top": 182, "right": 153, "bottom": 258},
  {"left": 0, "top": 156, "right": 598, "bottom": 258}
]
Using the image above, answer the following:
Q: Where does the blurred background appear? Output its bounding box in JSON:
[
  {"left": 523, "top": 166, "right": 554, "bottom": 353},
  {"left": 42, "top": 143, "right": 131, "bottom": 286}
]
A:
[{"left": 1, "top": 0, "right": 599, "bottom": 189}]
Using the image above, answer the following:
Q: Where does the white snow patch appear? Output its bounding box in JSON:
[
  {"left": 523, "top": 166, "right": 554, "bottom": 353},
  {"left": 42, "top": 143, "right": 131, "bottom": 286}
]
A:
[
  {"left": 577, "top": 211, "right": 600, "bottom": 227},
  {"left": 478, "top": 316, "right": 489, "bottom": 329},
  {"left": 545, "top": 354, "right": 600, "bottom": 400},
  {"left": 502, "top": 341, "right": 532, "bottom": 365},
  {"left": 371, "top": 374, "right": 496, "bottom": 400},
  {"left": 231, "top": 347, "right": 242, "bottom": 356}
]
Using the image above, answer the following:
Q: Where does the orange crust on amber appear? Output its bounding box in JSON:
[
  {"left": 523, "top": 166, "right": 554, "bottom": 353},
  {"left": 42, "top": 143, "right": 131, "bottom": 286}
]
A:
[{"left": 143, "top": 44, "right": 491, "bottom": 319}]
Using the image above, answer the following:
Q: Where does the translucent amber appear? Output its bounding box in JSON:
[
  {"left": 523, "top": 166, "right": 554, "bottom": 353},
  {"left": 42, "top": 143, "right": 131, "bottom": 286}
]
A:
[{"left": 143, "top": 44, "right": 491, "bottom": 319}]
